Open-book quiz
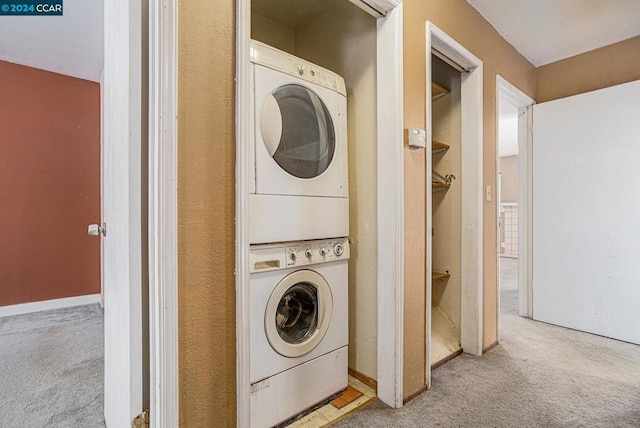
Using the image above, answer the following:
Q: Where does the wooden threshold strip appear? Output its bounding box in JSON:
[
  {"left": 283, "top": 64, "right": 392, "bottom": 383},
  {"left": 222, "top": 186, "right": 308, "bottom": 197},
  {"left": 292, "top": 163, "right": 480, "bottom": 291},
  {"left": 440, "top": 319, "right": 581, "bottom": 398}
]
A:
[
  {"left": 431, "top": 348, "right": 463, "bottom": 370},
  {"left": 331, "top": 385, "right": 364, "bottom": 409},
  {"left": 348, "top": 368, "right": 377, "bottom": 392},
  {"left": 403, "top": 384, "right": 428, "bottom": 405}
]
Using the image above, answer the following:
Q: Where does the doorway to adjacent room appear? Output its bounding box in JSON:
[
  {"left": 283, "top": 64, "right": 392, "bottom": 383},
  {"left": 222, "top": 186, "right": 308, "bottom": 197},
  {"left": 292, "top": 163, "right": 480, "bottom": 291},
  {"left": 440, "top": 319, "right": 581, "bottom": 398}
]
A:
[{"left": 496, "top": 76, "right": 534, "bottom": 340}]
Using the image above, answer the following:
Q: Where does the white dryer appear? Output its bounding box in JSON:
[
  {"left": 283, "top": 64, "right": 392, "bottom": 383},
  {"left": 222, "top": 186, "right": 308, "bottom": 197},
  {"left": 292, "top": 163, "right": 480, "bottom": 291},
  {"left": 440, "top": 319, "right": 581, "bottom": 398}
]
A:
[
  {"left": 250, "top": 40, "right": 349, "bottom": 244},
  {"left": 249, "top": 238, "right": 349, "bottom": 427}
]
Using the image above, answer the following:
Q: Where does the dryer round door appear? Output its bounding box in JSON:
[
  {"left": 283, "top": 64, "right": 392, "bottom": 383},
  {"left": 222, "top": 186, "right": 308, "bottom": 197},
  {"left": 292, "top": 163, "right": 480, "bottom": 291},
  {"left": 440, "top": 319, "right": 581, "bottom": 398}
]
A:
[
  {"left": 264, "top": 269, "right": 333, "bottom": 358},
  {"left": 260, "top": 84, "right": 336, "bottom": 179}
]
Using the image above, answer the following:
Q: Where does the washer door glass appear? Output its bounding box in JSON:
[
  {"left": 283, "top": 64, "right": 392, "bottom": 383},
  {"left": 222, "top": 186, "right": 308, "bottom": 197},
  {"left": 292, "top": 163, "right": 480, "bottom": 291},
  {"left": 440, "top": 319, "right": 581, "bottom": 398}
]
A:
[
  {"left": 265, "top": 269, "right": 333, "bottom": 358},
  {"left": 275, "top": 283, "right": 318, "bottom": 344},
  {"left": 262, "top": 84, "right": 336, "bottom": 179}
]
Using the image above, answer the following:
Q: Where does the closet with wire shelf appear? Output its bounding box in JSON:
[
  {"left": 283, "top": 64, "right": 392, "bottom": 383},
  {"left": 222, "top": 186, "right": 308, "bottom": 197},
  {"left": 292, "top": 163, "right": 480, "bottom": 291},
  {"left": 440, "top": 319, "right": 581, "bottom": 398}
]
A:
[
  {"left": 432, "top": 81, "right": 449, "bottom": 102},
  {"left": 430, "top": 54, "right": 463, "bottom": 369}
]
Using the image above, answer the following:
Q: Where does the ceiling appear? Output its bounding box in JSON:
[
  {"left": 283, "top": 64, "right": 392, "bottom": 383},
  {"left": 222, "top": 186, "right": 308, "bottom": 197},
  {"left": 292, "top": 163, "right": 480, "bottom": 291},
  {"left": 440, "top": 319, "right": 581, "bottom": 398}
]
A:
[
  {"left": 3, "top": 0, "right": 636, "bottom": 81},
  {"left": 0, "top": 0, "right": 103, "bottom": 82},
  {"left": 467, "top": 0, "right": 640, "bottom": 66}
]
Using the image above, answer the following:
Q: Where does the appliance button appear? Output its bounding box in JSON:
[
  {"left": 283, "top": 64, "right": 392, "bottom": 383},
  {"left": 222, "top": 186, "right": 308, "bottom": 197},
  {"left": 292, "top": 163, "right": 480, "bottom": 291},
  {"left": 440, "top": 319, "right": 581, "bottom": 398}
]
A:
[
  {"left": 334, "top": 243, "right": 344, "bottom": 256},
  {"left": 289, "top": 251, "right": 297, "bottom": 261},
  {"left": 305, "top": 249, "right": 313, "bottom": 258}
]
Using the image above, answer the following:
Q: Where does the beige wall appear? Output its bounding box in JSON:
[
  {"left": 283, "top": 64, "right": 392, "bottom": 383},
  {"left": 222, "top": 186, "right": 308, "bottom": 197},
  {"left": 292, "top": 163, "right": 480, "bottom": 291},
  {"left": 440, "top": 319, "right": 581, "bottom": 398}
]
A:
[
  {"left": 402, "top": 0, "right": 535, "bottom": 398},
  {"left": 499, "top": 155, "right": 517, "bottom": 203},
  {"left": 252, "top": 13, "right": 295, "bottom": 54},
  {"left": 176, "top": 0, "right": 544, "bottom": 419},
  {"left": 178, "top": 0, "right": 236, "bottom": 426},
  {"left": 536, "top": 36, "right": 640, "bottom": 103},
  {"left": 295, "top": 0, "right": 379, "bottom": 381},
  {"left": 177, "top": 3, "right": 640, "bottom": 423}
]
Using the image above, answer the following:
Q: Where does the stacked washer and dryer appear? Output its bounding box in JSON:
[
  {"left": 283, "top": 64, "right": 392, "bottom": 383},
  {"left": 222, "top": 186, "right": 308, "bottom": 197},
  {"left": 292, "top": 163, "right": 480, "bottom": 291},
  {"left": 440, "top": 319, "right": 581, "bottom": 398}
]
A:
[{"left": 248, "top": 40, "right": 350, "bottom": 427}]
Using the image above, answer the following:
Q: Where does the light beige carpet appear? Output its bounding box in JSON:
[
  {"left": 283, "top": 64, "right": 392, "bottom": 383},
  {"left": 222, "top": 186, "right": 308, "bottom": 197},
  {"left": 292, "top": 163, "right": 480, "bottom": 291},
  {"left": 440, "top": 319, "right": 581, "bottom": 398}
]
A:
[
  {"left": 0, "top": 304, "right": 105, "bottom": 427},
  {"left": 337, "top": 258, "right": 640, "bottom": 427}
]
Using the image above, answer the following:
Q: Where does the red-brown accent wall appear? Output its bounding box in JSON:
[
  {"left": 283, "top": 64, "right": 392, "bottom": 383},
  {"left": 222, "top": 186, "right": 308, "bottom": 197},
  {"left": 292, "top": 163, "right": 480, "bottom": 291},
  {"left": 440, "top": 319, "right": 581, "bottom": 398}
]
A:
[{"left": 0, "top": 61, "right": 100, "bottom": 307}]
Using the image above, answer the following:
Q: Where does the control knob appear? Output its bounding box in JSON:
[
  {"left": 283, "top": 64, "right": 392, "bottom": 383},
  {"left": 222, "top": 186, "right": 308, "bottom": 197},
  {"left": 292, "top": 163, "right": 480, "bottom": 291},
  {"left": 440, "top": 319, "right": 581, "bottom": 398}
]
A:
[
  {"left": 334, "top": 243, "right": 344, "bottom": 256},
  {"left": 305, "top": 249, "right": 313, "bottom": 259},
  {"left": 289, "top": 251, "right": 297, "bottom": 261},
  {"left": 319, "top": 247, "right": 327, "bottom": 257},
  {"left": 296, "top": 65, "right": 305, "bottom": 75}
]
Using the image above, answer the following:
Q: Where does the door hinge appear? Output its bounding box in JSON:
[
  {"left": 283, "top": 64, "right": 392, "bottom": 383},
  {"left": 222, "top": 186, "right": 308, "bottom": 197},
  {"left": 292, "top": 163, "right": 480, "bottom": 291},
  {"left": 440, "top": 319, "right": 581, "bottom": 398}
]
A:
[{"left": 132, "top": 409, "right": 149, "bottom": 428}]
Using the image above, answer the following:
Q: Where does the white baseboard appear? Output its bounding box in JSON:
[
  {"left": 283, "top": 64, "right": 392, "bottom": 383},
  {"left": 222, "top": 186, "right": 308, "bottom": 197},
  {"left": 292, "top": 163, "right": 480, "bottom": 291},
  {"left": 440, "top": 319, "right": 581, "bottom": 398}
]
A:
[{"left": 0, "top": 294, "right": 102, "bottom": 318}]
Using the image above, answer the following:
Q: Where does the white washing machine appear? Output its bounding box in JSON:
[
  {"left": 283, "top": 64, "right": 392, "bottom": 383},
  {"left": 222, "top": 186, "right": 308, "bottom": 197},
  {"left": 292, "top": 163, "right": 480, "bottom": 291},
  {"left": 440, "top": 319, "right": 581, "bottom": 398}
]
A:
[
  {"left": 249, "top": 238, "right": 349, "bottom": 427},
  {"left": 250, "top": 40, "right": 349, "bottom": 244}
]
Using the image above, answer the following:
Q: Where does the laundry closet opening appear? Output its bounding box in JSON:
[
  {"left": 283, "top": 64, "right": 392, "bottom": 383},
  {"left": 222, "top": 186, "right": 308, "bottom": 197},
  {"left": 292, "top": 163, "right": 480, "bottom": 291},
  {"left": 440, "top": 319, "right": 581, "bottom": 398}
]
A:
[{"left": 249, "top": 0, "right": 379, "bottom": 424}]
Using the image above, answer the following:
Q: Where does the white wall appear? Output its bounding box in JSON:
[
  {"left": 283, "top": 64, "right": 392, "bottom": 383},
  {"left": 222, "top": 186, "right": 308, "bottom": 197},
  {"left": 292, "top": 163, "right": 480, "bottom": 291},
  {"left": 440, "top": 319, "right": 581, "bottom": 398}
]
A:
[
  {"left": 499, "top": 155, "right": 518, "bottom": 258},
  {"left": 499, "top": 155, "right": 517, "bottom": 203},
  {"left": 532, "top": 79, "right": 640, "bottom": 345},
  {"left": 498, "top": 100, "right": 518, "bottom": 157}
]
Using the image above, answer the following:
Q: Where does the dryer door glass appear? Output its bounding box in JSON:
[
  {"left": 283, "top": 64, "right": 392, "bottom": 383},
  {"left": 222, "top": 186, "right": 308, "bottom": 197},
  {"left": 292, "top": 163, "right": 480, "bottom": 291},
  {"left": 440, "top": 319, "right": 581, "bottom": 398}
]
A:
[
  {"left": 265, "top": 84, "right": 336, "bottom": 179},
  {"left": 275, "top": 282, "right": 318, "bottom": 344}
]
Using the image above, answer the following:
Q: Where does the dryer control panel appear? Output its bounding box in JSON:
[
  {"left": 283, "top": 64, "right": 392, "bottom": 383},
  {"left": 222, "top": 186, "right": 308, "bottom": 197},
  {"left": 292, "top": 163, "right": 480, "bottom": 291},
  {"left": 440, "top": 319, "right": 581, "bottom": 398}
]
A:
[
  {"left": 250, "top": 238, "right": 350, "bottom": 273},
  {"left": 250, "top": 39, "right": 347, "bottom": 97}
]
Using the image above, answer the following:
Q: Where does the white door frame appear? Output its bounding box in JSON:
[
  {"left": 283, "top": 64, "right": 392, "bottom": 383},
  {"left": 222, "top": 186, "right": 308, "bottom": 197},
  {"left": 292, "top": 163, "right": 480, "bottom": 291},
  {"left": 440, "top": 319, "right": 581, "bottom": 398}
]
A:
[
  {"left": 105, "top": 1, "right": 178, "bottom": 426},
  {"left": 235, "top": 1, "right": 405, "bottom": 424},
  {"left": 495, "top": 76, "right": 534, "bottom": 337},
  {"left": 376, "top": 3, "right": 405, "bottom": 409},
  {"left": 425, "top": 22, "right": 484, "bottom": 386},
  {"left": 235, "top": 0, "right": 252, "bottom": 424},
  {"left": 103, "top": 1, "right": 144, "bottom": 425},
  {"left": 148, "top": 0, "right": 179, "bottom": 426}
]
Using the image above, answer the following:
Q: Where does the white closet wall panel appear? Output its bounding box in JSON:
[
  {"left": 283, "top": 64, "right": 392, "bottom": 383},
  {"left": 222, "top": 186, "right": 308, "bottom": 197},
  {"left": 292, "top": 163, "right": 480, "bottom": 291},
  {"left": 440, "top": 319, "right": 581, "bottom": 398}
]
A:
[{"left": 532, "top": 79, "right": 640, "bottom": 345}]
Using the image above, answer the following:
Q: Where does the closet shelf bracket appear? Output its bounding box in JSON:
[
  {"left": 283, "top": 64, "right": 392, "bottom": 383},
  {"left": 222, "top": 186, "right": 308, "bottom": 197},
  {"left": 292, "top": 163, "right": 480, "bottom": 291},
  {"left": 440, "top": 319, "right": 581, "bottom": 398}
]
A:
[
  {"left": 432, "top": 171, "right": 456, "bottom": 192},
  {"left": 432, "top": 140, "right": 450, "bottom": 155}
]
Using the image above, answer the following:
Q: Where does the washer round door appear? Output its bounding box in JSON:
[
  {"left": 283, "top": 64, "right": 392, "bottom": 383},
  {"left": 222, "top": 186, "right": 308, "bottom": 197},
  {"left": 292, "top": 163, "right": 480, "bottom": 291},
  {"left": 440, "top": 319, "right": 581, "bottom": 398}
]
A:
[
  {"left": 260, "top": 84, "right": 336, "bottom": 179},
  {"left": 265, "top": 270, "right": 333, "bottom": 358}
]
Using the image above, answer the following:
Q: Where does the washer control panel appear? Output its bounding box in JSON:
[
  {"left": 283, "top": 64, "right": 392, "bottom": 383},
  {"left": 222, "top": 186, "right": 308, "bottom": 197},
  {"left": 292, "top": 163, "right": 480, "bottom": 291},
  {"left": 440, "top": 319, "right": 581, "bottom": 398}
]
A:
[
  {"left": 285, "top": 238, "right": 350, "bottom": 268},
  {"left": 250, "top": 237, "right": 350, "bottom": 273}
]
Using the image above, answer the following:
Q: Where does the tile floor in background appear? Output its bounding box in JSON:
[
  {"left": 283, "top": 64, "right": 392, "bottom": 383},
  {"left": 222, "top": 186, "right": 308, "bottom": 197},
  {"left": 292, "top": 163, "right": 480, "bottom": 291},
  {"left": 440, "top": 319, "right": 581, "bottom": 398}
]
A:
[{"left": 288, "top": 376, "right": 376, "bottom": 427}]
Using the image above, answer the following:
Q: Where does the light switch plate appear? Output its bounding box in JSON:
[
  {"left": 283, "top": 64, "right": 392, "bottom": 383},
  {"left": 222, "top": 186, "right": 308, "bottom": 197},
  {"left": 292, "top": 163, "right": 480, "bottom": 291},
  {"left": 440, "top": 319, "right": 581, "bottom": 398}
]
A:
[
  {"left": 407, "top": 127, "right": 426, "bottom": 148},
  {"left": 486, "top": 185, "right": 492, "bottom": 202}
]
